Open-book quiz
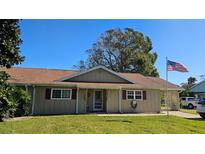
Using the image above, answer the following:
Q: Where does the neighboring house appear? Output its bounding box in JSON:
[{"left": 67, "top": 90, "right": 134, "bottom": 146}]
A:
[
  {"left": 4, "top": 66, "right": 182, "bottom": 115},
  {"left": 190, "top": 81, "right": 205, "bottom": 98}
]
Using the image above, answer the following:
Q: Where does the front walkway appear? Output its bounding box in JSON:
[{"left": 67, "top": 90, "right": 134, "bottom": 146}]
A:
[{"left": 98, "top": 111, "right": 201, "bottom": 119}]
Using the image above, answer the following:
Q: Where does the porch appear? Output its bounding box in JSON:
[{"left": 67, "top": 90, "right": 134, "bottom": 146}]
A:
[{"left": 77, "top": 88, "right": 121, "bottom": 114}]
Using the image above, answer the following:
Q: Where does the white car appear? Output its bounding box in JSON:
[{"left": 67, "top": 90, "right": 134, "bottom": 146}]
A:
[
  {"left": 196, "top": 98, "right": 205, "bottom": 119},
  {"left": 180, "top": 97, "right": 198, "bottom": 109}
]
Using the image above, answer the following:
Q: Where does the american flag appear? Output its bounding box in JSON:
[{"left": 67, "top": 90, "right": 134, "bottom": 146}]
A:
[{"left": 167, "top": 60, "right": 188, "bottom": 72}]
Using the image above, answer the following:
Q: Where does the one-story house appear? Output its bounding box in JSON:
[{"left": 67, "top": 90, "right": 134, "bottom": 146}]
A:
[
  {"left": 190, "top": 81, "right": 205, "bottom": 98},
  {"left": 4, "top": 66, "right": 183, "bottom": 115}
]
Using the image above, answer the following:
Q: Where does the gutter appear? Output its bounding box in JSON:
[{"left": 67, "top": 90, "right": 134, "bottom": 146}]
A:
[{"left": 8, "top": 82, "right": 183, "bottom": 91}]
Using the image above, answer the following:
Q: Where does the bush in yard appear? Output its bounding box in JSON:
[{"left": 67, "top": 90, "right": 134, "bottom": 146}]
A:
[
  {"left": 0, "top": 71, "right": 31, "bottom": 121},
  {"left": 13, "top": 87, "right": 31, "bottom": 117},
  {"left": 0, "top": 72, "right": 18, "bottom": 121}
]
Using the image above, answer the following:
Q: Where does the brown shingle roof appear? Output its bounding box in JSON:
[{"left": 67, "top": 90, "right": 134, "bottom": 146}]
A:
[
  {"left": 3, "top": 67, "right": 182, "bottom": 90},
  {"left": 3, "top": 67, "right": 78, "bottom": 84}
]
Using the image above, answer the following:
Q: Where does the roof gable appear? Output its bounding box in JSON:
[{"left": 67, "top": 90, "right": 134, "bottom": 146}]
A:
[
  {"left": 58, "top": 66, "right": 135, "bottom": 84},
  {"left": 190, "top": 81, "right": 205, "bottom": 92},
  {"left": 4, "top": 67, "right": 182, "bottom": 90}
]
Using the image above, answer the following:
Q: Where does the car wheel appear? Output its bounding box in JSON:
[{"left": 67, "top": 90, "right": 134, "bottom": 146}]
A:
[
  {"left": 199, "top": 114, "right": 205, "bottom": 119},
  {"left": 188, "top": 104, "right": 194, "bottom": 109}
]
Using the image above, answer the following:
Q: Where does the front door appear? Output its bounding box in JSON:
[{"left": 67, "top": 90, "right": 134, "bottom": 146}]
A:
[{"left": 93, "top": 90, "right": 103, "bottom": 111}]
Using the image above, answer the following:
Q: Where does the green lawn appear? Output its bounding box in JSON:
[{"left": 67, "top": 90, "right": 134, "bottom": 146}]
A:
[
  {"left": 180, "top": 109, "right": 197, "bottom": 114},
  {"left": 0, "top": 115, "right": 204, "bottom": 134}
]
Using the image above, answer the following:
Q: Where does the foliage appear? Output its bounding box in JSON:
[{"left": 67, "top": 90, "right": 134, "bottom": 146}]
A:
[
  {"left": 0, "top": 19, "right": 26, "bottom": 121},
  {"left": 74, "top": 28, "right": 159, "bottom": 77},
  {"left": 188, "top": 77, "right": 197, "bottom": 85},
  {"left": 180, "top": 76, "right": 197, "bottom": 97},
  {"left": 0, "top": 71, "right": 31, "bottom": 121},
  {"left": 73, "top": 60, "right": 87, "bottom": 71},
  {"left": 180, "top": 109, "right": 197, "bottom": 115},
  {"left": 12, "top": 87, "right": 31, "bottom": 116},
  {"left": 0, "top": 72, "right": 17, "bottom": 121},
  {"left": 160, "top": 92, "right": 165, "bottom": 106},
  {"left": 0, "top": 19, "right": 24, "bottom": 68}
]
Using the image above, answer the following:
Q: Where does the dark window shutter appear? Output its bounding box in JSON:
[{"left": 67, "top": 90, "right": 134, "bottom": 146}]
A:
[
  {"left": 45, "top": 88, "right": 51, "bottom": 99},
  {"left": 143, "top": 91, "right": 147, "bottom": 100},
  {"left": 72, "top": 88, "right": 77, "bottom": 99},
  {"left": 122, "top": 90, "right": 126, "bottom": 100}
]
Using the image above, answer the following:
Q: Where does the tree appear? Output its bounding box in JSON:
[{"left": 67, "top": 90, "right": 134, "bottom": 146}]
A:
[
  {"left": 180, "top": 76, "right": 197, "bottom": 97},
  {"left": 73, "top": 60, "right": 87, "bottom": 71},
  {"left": 0, "top": 20, "right": 25, "bottom": 68},
  {"left": 199, "top": 73, "right": 205, "bottom": 81},
  {"left": 188, "top": 76, "right": 197, "bottom": 85},
  {"left": 0, "top": 19, "right": 27, "bottom": 121},
  {"left": 74, "top": 28, "right": 159, "bottom": 77}
]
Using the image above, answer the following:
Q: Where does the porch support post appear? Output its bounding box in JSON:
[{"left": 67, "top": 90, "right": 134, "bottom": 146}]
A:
[
  {"left": 85, "top": 89, "right": 88, "bottom": 112},
  {"left": 25, "top": 84, "right": 28, "bottom": 93},
  {"left": 119, "top": 87, "right": 122, "bottom": 113},
  {"left": 76, "top": 87, "right": 79, "bottom": 114},
  {"left": 106, "top": 90, "right": 108, "bottom": 113},
  {"left": 31, "top": 85, "right": 36, "bottom": 115}
]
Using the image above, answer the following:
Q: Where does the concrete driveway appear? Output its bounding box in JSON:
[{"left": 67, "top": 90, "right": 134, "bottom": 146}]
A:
[
  {"left": 98, "top": 111, "right": 201, "bottom": 119},
  {"left": 162, "top": 111, "right": 201, "bottom": 119}
]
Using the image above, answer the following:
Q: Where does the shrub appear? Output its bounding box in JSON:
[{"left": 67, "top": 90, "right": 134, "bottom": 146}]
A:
[
  {"left": 12, "top": 87, "right": 31, "bottom": 117},
  {"left": 0, "top": 71, "right": 31, "bottom": 121},
  {"left": 0, "top": 72, "right": 18, "bottom": 121}
]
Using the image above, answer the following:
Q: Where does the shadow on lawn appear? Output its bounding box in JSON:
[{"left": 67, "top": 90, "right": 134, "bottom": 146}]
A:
[
  {"left": 105, "top": 120, "right": 133, "bottom": 123},
  {"left": 186, "top": 118, "right": 205, "bottom": 121}
]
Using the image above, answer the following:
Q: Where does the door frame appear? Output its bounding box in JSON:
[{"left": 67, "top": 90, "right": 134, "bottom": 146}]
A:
[{"left": 93, "top": 90, "right": 103, "bottom": 111}]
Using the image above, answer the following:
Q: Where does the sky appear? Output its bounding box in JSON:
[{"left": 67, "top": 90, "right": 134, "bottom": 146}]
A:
[{"left": 19, "top": 19, "right": 205, "bottom": 85}]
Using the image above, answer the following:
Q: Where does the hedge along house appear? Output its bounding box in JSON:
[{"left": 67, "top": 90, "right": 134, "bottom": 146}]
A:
[{"left": 4, "top": 66, "right": 183, "bottom": 115}]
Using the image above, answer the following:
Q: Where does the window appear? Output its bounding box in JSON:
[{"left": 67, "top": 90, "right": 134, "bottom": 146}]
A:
[
  {"left": 127, "top": 90, "right": 134, "bottom": 100},
  {"left": 187, "top": 98, "right": 194, "bottom": 101},
  {"left": 135, "top": 90, "right": 142, "bottom": 100},
  {"left": 126, "top": 90, "right": 142, "bottom": 100},
  {"left": 62, "top": 90, "right": 71, "bottom": 98},
  {"left": 181, "top": 97, "right": 186, "bottom": 101},
  {"left": 51, "top": 89, "right": 71, "bottom": 100},
  {"left": 52, "top": 90, "right": 61, "bottom": 98}
]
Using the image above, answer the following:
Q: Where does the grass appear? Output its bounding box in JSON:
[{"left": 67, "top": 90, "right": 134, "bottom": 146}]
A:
[
  {"left": 0, "top": 115, "right": 204, "bottom": 134},
  {"left": 180, "top": 109, "right": 197, "bottom": 114}
]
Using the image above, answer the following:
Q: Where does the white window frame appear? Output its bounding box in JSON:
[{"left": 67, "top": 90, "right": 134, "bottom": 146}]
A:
[
  {"left": 126, "top": 90, "right": 143, "bottom": 100},
  {"left": 51, "top": 88, "right": 72, "bottom": 100}
]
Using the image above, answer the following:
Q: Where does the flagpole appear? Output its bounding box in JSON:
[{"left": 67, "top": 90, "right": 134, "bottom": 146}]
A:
[{"left": 166, "top": 56, "right": 169, "bottom": 116}]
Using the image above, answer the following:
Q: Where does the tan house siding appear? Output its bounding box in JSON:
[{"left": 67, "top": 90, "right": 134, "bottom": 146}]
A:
[
  {"left": 66, "top": 68, "right": 130, "bottom": 83},
  {"left": 106, "top": 89, "right": 119, "bottom": 113},
  {"left": 78, "top": 89, "right": 87, "bottom": 113},
  {"left": 34, "top": 86, "right": 76, "bottom": 115},
  {"left": 27, "top": 86, "right": 34, "bottom": 113},
  {"left": 87, "top": 89, "right": 94, "bottom": 112},
  {"left": 33, "top": 87, "right": 162, "bottom": 114},
  {"left": 122, "top": 89, "right": 161, "bottom": 113},
  {"left": 103, "top": 89, "right": 107, "bottom": 112}
]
